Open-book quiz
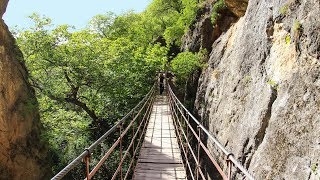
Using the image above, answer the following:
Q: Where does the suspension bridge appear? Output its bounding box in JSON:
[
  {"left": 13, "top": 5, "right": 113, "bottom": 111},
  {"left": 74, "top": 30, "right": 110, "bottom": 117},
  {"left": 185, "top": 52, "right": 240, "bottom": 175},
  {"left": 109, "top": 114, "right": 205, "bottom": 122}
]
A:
[{"left": 51, "top": 80, "right": 255, "bottom": 180}]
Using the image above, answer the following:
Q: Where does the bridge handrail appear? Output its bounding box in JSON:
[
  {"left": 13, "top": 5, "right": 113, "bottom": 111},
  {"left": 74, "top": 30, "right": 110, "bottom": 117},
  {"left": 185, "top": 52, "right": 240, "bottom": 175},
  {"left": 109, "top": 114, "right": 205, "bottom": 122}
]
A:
[
  {"left": 167, "top": 83, "right": 254, "bottom": 180},
  {"left": 51, "top": 84, "right": 155, "bottom": 180}
]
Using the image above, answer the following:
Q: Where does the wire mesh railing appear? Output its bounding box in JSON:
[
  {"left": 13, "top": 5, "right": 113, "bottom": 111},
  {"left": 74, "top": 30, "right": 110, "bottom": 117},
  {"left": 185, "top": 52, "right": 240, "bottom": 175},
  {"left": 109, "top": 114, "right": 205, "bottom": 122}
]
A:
[
  {"left": 167, "top": 82, "right": 255, "bottom": 180},
  {"left": 51, "top": 84, "right": 155, "bottom": 180}
]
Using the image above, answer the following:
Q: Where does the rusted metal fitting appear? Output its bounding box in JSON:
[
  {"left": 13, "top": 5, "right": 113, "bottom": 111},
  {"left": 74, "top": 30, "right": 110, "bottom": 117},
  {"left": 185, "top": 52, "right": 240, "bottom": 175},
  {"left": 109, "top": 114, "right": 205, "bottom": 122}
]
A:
[
  {"left": 85, "top": 148, "right": 91, "bottom": 158},
  {"left": 118, "top": 122, "right": 124, "bottom": 128},
  {"left": 226, "top": 153, "right": 234, "bottom": 160},
  {"left": 82, "top": 148, "right": 91, "bottom": 162}
]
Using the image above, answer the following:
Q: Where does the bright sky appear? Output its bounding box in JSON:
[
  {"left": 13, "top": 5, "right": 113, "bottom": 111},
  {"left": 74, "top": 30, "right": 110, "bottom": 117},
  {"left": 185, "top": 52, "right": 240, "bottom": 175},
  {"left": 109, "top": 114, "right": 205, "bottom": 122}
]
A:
[{"left": 3, "top": 0, "right": 152, "bottom": 29}]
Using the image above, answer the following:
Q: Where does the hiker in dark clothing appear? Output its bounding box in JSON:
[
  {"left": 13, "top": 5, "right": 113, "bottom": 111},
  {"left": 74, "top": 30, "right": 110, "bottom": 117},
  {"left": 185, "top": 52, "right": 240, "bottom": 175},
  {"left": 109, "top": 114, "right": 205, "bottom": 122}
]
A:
[{"left": 159, "top": 73, "right": 164, "bottom": 95}]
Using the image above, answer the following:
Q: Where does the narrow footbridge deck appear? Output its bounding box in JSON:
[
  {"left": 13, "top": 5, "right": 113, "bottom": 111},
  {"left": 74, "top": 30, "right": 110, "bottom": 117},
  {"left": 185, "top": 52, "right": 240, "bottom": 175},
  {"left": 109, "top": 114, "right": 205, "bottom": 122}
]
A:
[{"left": 134, "top": 95, "right": 186, "bottom": 179}]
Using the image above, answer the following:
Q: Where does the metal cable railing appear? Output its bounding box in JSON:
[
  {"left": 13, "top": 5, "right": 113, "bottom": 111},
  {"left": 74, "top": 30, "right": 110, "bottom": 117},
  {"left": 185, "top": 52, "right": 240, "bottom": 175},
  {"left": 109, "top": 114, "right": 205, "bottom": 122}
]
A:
[
  {"left": 51, "top": 84, "right": 155, "bottom": 180},
  {"left": 167, "top": 82, "right": 255, "bottom": 180},
  {"left": 51, "top": 80, "right": 254, "bottom": 180}
]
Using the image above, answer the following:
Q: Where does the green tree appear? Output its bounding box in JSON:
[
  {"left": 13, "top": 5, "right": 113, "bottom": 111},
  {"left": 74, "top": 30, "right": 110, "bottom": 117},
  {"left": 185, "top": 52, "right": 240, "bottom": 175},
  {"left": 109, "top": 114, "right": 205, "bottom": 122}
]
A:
[
  {"left": 146, "top": 0, "right": 199, "bottom": 46},
  {"left": 171, "top": 51, "right": 202, "bottom": 84},
  {"left": 88, "top": 12, "right": 116, "bottom": 37},
  {"left": 15, "top": 0, "right": 204, "bottom": 176},
  {"left": 16, "top": 13, "right": 166, "bottom": 176}
]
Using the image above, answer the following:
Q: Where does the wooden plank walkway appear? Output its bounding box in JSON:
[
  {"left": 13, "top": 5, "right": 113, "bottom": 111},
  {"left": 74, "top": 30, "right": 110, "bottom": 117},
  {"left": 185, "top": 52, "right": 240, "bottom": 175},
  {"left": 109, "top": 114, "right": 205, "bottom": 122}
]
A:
[{"left": 133, "top": 95, "right": 187, "bottom": 180}]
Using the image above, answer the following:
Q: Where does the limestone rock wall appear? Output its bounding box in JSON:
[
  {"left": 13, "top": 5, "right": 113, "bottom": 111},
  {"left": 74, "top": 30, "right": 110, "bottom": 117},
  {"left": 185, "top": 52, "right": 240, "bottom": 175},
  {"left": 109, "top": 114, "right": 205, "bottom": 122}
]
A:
[
  {"left": 192, "top": 0, "right": 320, "bottom": 179},
  {"left": 0, "top": 1, "right": 50, "bottom": 179}
]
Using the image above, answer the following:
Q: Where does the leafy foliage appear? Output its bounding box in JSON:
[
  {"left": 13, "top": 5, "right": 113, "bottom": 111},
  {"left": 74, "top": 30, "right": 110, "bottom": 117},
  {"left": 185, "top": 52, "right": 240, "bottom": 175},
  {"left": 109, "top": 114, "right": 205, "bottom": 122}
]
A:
[
  {"left": 293, "top": 19, "right": 302, "bottom": 32},
  {"left": 16, "top": 12, "right": 166, "bottom": 176},
  {"left": 171, "top": 51, "right": 202, "bottom": 83},
  {"left": 279, "top": 4, "right": 289, "bottom": 15},
  {"left": 15, "top": 0, "right": 205, "bottom": 177},
  {"left": 147, "top": 0, "right": 200, "bottom": 45},
  {"left": 285, "top": 34, "right": 291, "bottom": 44},
  {"left": 211, "top": 0, "right": 226, "bottom": 25}
]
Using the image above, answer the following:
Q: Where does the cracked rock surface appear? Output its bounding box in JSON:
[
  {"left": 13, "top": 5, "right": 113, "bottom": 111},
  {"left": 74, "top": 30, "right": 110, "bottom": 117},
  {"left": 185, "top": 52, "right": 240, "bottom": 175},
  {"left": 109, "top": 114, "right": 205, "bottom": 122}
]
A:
[
  {"left": 0, "top": 1, "right": 50, "bottom": 179},
  {"left": 193, "top": 0, "right": 320, "bottom": 179}
]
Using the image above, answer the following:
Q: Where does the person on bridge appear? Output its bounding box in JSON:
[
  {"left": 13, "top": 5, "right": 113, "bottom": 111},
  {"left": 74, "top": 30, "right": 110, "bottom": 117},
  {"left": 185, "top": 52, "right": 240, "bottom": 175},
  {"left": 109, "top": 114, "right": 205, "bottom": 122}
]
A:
[{"left": 159, "top": 73, "right": 164, "bottom": 95}]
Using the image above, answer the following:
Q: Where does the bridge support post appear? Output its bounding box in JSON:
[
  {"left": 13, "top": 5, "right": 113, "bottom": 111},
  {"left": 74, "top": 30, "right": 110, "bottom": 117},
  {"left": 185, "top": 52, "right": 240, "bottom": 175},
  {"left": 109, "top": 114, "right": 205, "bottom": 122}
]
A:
[
  {"left": 132, "top": 112, "right": 135, "bottom": 161},
  {"left": 119, "top": 123, "right": 123, "bottom": 180},
  {"left": 83, "top": 149, "right": 91, "bottom": 180},
  {"left": 186, "top": 116, "right": 189, "bottom": 162},
  {"left": 196, "top": 125, "right": 201, "bottom": 180},
  {"left": 226, "top": 154, "right": 233, "bottom": 180}
]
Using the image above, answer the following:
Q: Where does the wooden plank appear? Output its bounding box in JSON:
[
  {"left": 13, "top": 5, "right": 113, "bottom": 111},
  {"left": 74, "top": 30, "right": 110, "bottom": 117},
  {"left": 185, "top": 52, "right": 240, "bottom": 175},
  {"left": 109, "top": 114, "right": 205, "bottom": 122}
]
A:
[
  {"left": 142, "top": 144, "right": 179, "bottom": 149},
  {"left": 140, "top": 150, "right": 182, "bottom": 156},
  {"left": 134, "top": 170, "right": 186, "bottom": 179},
  {"left": 142, "top": 139, "right": 179, "bottom": 148},
  {"left": 138, "top": 156, "right": 181, "bottom": 160},
  {"left": 145, "top": 129, "right": 176, "bottom": 134},
  {"left": 134, "top": 172, "right": 186, "bottom": 179},
  {"left": 135, "top": 169, "right": 185, "bottom": 174},
  {"left": 135, "top": 163, "right": 185, "bottom": 170},
  {"left": 135, "top": 172, "right": 186, "bottom": 179},
  {"left": 144, "top": 137, "right": 179, "bottom": 144},
  {"left": 139, "top": 153, "right": 182, "bottom": 159},
  {"left": 140, "top": 148, "right": 181, "bottom": 155},
  {"left": 145, "top": 132, "right": 176, "bottom": 138},
  {"left": 138, "top": 158, "right": 183, "bottom": 164},
  {"left": 135, "top": 169, "right": 186, "bottom": 175}
]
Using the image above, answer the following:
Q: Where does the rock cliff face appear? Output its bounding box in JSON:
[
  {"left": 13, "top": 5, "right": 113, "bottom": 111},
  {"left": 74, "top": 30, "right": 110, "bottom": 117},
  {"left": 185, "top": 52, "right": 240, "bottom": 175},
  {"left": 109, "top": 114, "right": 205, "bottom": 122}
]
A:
[
  {"left": 188, "top": 0, "right": 319, "bottom": 179},
  {"left": 0, "top": 1, "right": 50, "bottom": 179}
]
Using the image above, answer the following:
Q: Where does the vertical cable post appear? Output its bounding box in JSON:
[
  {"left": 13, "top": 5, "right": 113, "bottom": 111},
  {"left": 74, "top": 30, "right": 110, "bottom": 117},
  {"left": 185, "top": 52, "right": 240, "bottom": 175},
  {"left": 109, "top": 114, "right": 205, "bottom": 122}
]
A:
[
  {"left": 84, "top": 149, "right": 91, "bottom": 180},
  {"left": 132, "top": 112, "right": 135, "bottom": 162},
  {"left": 119, "top": 123, "right": 123, "bottom": 180},
  {"left": 196, "top": 125, "right": 201, "bottom": 180},
  {"left": 227, "top": 154, "right": 234, "bottom": 180},
  {"left": 186, "top": 115, "right": 189, "bottom": 157}
]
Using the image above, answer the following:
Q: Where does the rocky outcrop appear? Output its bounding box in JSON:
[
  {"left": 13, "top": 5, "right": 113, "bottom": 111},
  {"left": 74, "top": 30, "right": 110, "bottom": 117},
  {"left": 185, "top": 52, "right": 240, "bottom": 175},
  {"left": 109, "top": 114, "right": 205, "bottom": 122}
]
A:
[
  {"left": 181, "top": 0, "right": 239, "bottom": 54},
  {"left": 0, "top": 1, "right": 50, "bottom": 179},
  {"left": 180, "top": 0, "right": 239, "bottom": 112},
  {"left": 181, "top": 2, "right": 215, "bottom": 53},
  {"left": 224, "top": 0, "right": 248, "bottom": 17},
  {"left": 193, "top": 0, "right": 320, "bottom": 179}
]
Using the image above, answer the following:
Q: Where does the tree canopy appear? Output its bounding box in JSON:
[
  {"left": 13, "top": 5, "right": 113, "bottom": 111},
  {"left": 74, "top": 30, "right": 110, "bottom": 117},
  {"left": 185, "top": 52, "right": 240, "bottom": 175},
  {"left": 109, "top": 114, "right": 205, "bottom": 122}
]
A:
[{"left": 15, "top": 0, "right": 205, "bottom": 176}]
